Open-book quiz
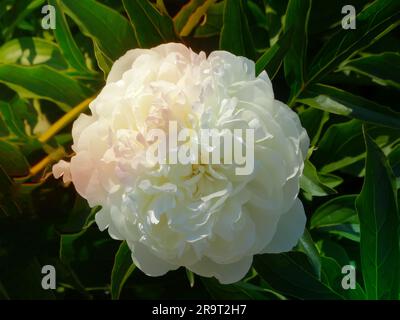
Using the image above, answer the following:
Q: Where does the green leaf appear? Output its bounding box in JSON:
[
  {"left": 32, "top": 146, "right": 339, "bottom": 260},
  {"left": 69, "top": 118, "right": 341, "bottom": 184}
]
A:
[
  {"left": 312, "top": 119, "right": 400, "bottom": 173},
  {"left": 0, "top": 37, "right": 67, "bottom": 69},
  {"left": 48, "top": 0, "right": 89, "bottom": 72},
  {"left": 0, "top": 165, "right": 22, "bottom": 218},
  {"left": 220, "top": 0, "right": 256, "bottom": 60},
  {"left": 318, "top": 239, "right": 351, "bottom": 268},
  {"left": 308, "top": 0, "right": 400, "bottom": 85},
  {"left": 299, "top": 107, "right": 329, "bottom": 146},
  {"left": 94, "top": 42, "right": 113, "bottom": 79},
  {"left": 299, "top": 84, "right": 400, "bottom": 129},
  {"left": 111, "top": 241, "right": 135, "bottom": 300},
  {"left": 254, "top": 252, "right": 343, "bottom": 299},
  {"left": 318, "top": 172, "right": 343, "bottom": 189},
  {"left": 61, "top": 0, "right": 138, "bottom": 62},
  {"left": 255, "top": 28, "right": 293, "bottom": 79},
  {"left": 0, "top": 280, "right": 9, "bottom": 300},
  {"left": 320, "top": 224, "right": 360, "bottom": 242},
  {"left": 123, "top": 0, "right": 178, "bottom": 48},
  {"left": 356, "top": 129, "right": 400, "bottom": 299},
  {"left": 2, "top": 0, "right": 45, "bottom": 41},
  {"left": 185, "top": 269, "right": 195, "bottom": 288},
  {"left": 56, "top": 195, "right": 93, "bottom": 234},
  {"left": 297, "top": 229, "right": 321, "bottom": 279},
  {"left": 0, "top": 140, "right": 29, "bottom": 177},
  {"left": 0, "top": 64, "right": 90, "bottom": 110},
  {"left": 0, "top": 256, "right": 56, "bottom": 299},
  {"left": 0, "top": 101, "right": 27, "bottom": 138},
  {"left": 300, "top": 159, "right": 337, "bottom": 197},
  {"left": 193, "top": 1, "right": 224, "bottom": 38},
  {"left": 201, "top": 278, "right": 270, "bottom": 300},
  {"left": 341, "top": 52, "right": 400, "bottom": 89},
  {"left": 320, "top": 256, "right": 365, "bottom": 300},
  {"left": 174, "top": 0, "right": 204, "bottom": 33},
  {"left": 283, "top": 0, "right": 312, "bottom": 98},
  {"left": 311, "top": 195, "right": 358, "bottom": 229},
  {"left": 178, "top": 0, "right": 217, "bottom": 37},
  {"left": 388, "top": 144, "right": 400, "bottom": 178}
]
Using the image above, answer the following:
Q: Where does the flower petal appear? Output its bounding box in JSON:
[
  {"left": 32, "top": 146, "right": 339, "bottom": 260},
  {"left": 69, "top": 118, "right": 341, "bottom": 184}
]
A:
[{"left": 261, "top": 198, "right": 306, "bottom": 253}]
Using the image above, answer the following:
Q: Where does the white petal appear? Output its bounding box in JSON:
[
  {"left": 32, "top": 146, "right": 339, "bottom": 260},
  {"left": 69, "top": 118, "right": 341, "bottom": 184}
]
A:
[
  {"left": 129, "top": 241, "right": 179, "bottom": 277},
  {"left": 106, "top": 49, "right": 149, "bottom": 84},
  {"left": 261, "top": 198, "right": 306, "bottom": 253},
  {"left": 95, "top": 207, "right": 110, "bottom": 231},
  {"left": 188, "top": 256, "right": 253, "bottom": 284},
  {"left": 52, "top": 160, "right": 72, "bottom": 183}
]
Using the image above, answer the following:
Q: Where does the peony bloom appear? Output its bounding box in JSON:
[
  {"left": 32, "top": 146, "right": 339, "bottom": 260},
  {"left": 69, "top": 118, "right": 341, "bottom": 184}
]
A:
[{"left": 53, "top": 43, "right": 309, "bottom": 284}]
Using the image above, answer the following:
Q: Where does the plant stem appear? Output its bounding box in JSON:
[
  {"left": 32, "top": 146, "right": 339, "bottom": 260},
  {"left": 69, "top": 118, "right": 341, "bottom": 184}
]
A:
[{"left": 38, "top": 95, "right": 96, "bottom": 144}]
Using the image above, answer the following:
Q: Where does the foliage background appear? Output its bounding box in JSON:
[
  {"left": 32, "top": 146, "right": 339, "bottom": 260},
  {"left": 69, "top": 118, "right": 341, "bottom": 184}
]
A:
[{"left": 0, "top": 0, "right": 399, "bottom": 300}]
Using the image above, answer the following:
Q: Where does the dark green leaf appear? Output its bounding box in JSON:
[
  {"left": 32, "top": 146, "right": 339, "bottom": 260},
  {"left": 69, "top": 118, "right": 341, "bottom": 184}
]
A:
[
  {"left": 256, "top": 29, "right": 293, "bottom": 78},
  {"left": 254, "top": 252, "right": 343, "bottom": 299},
  {"left": 299, "top": 107, "right": 329, "bottom": 146},
  {"left": 0, "top": 165, "right": 22, "bottom": 218},
  {"left": 356, "top": 129, "right": 400, "bottom": 299},
  {"left": 202, "top": 278, "right": 269, "bottom": 300},
  {"left": 297, "top": 229, "right": 321, "bottom": 279},
  {"left": 320, "top": 256, "right": 365, "bottom": 300},
  {"left": 111, "top": 241, "right": 136, "bottom": 300},
  {"left": 283, "top": 0, "right": 312, "bottom": 98},
  {"left": 311, "top": 195, "right": 358, "bottom": 229},
  {"left": 341, "top": 52, "right": 400, "bottom": 89},
  {"left": 220, "top": 0, "right": 256, "bottom": 60},
  {"left": 308, "top": 0, "right": 400, "bottom": 84},
  {"left": 0, "top": 140, "right": 29, "bottom": 177},
  {"left": 300, "top": 159, "right": 337, "bottom": 197},
  {"left": 312, "top": 119, "right": 400, "bottom": 173},
  {"left": 61, "top": 0, "right": 138, "bottom": 61},
  {"left": 123, "top": 0, "right": 178, "bottom": 48},
  {"left": 299, "top": 84, "right": 400, "bottom": 129},
  {"left": 48, "top": 0, "right": 89, "bottom": 72},
  {"left": 388, "top": 144, "right": 400, "bottom": 178},
  {"left": 0, "top": 64, "right": 90, "bottom": 110},
  {"left": 194, "top": 2, "right": 224, "bottom": 38}
]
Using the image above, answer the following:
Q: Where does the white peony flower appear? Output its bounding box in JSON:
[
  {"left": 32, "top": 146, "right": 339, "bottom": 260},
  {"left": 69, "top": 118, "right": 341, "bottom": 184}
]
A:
[{"left": 53, "top": 43, "right": 309, "bottom": 284}]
